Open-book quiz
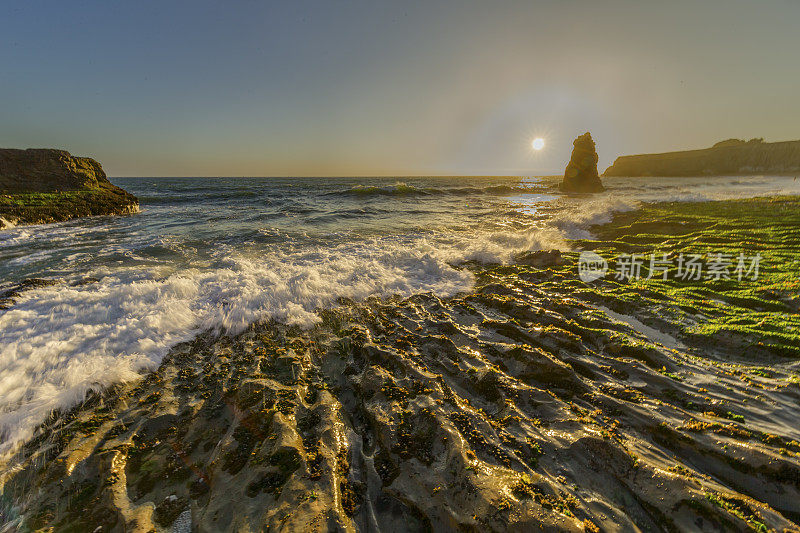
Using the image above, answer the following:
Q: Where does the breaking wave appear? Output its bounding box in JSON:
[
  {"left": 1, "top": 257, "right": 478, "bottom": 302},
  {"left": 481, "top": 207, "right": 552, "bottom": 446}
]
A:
[
  {"left": 0, "top": 223, "right": 570, "bottom": 452},
  {"left": 328, "top": 182, "right": 548, "bottom": 198},
  {"left": 1, "top": 174, "right": 799, "bottom": 454}
]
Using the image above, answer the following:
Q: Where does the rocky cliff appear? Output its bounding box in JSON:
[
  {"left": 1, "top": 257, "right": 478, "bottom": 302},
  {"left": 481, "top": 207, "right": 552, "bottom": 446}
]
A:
[
  {"left": 0, "top": 148, "right": 115, "bottom": 193},
  {"left": 603, "top": 138, "right": 800, "bottom": 177},
  {"left": 0, "top": 148, "right": 138, "bottom": 228}
]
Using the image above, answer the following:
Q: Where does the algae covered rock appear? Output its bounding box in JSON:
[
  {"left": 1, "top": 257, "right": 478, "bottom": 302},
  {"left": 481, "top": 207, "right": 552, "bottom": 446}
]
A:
[
  {"left": 0, "top": 148, "right": 138, "bottom": 227},
  {"left": 560, "top": 132, "right": 604, "bottom": 193},
  {"left": 514, "top": 249, "right": 564, "bottom": 267},
  {"left": 3, "top": 197, "right": 800, "bottom": 531}
]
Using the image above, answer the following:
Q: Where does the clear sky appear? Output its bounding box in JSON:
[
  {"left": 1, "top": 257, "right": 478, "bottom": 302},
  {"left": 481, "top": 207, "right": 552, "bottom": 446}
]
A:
[{"left": 2, "top": 1, "right": 799, "bottom": 177}]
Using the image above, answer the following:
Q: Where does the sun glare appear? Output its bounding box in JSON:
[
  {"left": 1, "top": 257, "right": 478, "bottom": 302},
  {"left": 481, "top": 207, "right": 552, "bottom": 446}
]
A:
[{"left": 531, "top": 138, "right": 545, "bottom": 151}]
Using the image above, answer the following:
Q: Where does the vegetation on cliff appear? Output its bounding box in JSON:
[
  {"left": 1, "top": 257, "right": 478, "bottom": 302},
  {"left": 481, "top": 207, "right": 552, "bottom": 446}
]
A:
[
  {"left": 0, "top": 149, "right": 138, "bottom": 228},
  {"left": 1, "top": 196, "right": 798, "bottom": 531},
  {"left": 603, "top": 138, "right": 800, "bottom": 177}
]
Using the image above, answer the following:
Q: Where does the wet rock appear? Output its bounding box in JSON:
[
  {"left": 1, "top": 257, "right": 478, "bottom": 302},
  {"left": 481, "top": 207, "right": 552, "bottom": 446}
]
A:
[
  {"left": 515, "top": 249, "right": 564, "bottom": 267},
  {"left": 153, "top": 495, "right": 188, "bottom": 527},
  {"left": 3, "top": 241, "right": 800, "bottom": 531},
  {"left": 0, "top": 278, "right": 58, "bottom": 308}
]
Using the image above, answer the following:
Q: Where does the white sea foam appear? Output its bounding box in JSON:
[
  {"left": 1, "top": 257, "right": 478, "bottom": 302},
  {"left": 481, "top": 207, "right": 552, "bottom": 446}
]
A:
[
  {"left": 0, "top": 221, "right": 581, "bottom": 452},
  {"left": 549, "top": 175, "right": 800, "bottom": 239},
  {"left": 1, "top": 175, "right": 799, "bottom": 454},
  {"left": 551, "top": 196, "right": 640, "bottom": 239},
  {"left": 0, "top": 233, "right": 514, "bottom": 452}
]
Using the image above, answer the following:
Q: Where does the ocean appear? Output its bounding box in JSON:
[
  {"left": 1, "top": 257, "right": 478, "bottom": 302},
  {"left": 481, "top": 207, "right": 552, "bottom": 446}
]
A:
[{"left": 0, "top": 174, "right": 798, "bottom": 452}]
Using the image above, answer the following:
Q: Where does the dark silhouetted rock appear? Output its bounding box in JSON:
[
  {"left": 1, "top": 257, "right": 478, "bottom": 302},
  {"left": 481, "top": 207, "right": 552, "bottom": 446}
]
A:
[
  {"left": 560, "top": 132, "right": 604, "bottom": 193},
  {"left": 603, "top": 137, "right": 800, "bottom": 177}
]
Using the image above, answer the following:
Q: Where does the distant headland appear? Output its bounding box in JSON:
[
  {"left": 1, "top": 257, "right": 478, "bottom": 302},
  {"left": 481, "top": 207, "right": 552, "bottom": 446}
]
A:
[
  {"left": 0, "top": 148, "right": 138, "bottom": 228},
  {"left": 603, "top": 138, "right": 800, "bottom": 177}
]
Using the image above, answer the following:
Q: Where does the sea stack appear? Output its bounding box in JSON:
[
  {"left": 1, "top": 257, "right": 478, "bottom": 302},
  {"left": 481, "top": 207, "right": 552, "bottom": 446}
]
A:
[{"left": 560, "top": 132, "right": 604, "bottom": 193}]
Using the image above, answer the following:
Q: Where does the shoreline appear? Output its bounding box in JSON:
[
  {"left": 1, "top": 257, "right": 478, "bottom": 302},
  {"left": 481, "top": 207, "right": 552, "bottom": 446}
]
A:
[{"left": 2, "top": 194, "right": 799, "bottom": 530}]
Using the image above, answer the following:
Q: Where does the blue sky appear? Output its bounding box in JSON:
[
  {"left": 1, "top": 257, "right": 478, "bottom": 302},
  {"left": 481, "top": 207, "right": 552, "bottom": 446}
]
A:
[{"left": 2, "top": 0, "right": 799, "bottom": 176}]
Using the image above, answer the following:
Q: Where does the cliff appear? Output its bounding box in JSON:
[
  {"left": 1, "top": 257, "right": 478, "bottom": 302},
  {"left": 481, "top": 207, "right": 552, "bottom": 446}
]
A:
[
  {"left": 0, "top": 148, "right": 114, "bottom": 193},
  {"left": 0, "top": 148, "right": 138, "bottom": 228},
  {"left": 603, "top": 138, "right": 800, "bottom": 177}
]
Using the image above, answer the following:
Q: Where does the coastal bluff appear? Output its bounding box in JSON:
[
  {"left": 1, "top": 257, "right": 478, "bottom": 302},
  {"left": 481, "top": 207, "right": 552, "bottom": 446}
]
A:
[
  {"left": 0, "top": 148, "right": 138, "bottom": 228},
  {"left": 603, "top": 138, "right": 800, "bottom": 177}
]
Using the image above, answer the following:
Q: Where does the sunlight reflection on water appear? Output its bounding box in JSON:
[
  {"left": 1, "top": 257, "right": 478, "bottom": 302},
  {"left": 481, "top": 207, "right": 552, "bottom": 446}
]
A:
[
  {"left": 506, "top": 176, "right": 559, "bottom": 215},
  {"left": 507, "top": 193, "right": 559, "bottom": 214}
]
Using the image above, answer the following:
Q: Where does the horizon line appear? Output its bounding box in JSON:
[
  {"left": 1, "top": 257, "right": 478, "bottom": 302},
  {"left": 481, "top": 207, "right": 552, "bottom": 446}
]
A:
[{"left": 110, "top": 173, "right": 563, "bottom": 179}]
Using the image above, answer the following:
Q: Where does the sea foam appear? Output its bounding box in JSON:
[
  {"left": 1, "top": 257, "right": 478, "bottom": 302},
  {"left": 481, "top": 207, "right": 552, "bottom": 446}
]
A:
[
  {"left": 2, "top": 174, "right": 799, "bottom": 454},
  {"left": 1, "top": 227, "right": 565, "bottom": 452}
]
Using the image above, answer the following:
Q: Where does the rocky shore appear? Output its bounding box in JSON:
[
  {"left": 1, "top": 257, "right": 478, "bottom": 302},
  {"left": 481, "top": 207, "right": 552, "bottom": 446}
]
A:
[
  {"left": 0, "top": 149, "right": 138, "bottom": 228},
  {"left": 1, "top": 196, "right": 799, "bottom": 531}
]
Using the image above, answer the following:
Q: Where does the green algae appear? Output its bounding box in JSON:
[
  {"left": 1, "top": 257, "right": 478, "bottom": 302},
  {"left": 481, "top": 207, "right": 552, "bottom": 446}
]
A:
[
  {"left": 0, "top": 186, "right": 138, "bottom": 226},
  {"left": 2, "top": 196, "right": 800, "bottom": 531},
  {"left": 705, "top": 492, "right": 769, "bottom": 532},
  {"left": 573, "top": 196, "right": 800, "bottom": 359}
]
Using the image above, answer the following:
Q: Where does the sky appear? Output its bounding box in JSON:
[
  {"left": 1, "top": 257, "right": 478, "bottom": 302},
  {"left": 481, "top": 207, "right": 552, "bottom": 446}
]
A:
[{"left": 1, "top": 0, "right": 799, "bottom": 177}]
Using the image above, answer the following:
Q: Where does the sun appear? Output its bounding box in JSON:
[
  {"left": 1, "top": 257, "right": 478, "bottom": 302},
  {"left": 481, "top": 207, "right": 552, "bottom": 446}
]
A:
[{"left": 531, "top": 138, "right": 545, "bottom": 151}]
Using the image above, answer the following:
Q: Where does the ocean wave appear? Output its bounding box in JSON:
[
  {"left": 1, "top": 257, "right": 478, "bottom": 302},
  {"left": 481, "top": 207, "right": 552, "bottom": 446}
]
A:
[
  {"left": 449, "top": 184, "right": 531, "bottom": 195},
  {"left": 0, "top": 221, "right": 577, "bottom": 452},
  {"left": 137, "top": 190, "right": 265, "bottom": 205},
  {"left": 3, "top": 175, "right": 799, "bottom": 455},
  {"left": 0, "top": 185, "right": 655, "bottom": 453},
  {"left": 327, "top": 182, "right": 433, "bottom": 197},
  {"left": 327, "top": 182, "right": 550, "bottom": 199},
  {"left": 550, "top": 196, "right": 640, "bottom": 239}
]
